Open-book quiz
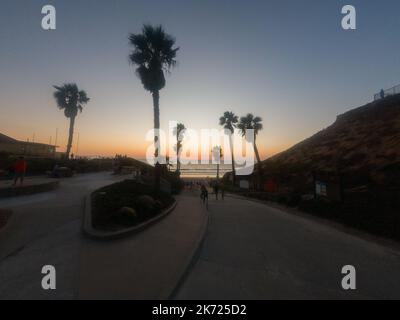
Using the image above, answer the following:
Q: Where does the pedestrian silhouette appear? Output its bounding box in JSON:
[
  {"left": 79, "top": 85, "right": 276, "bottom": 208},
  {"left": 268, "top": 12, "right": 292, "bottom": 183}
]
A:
[
  {"left": 200, "top": 184, "right": 208, "bottom": 205},
  {"left": 13, "top": 156, "right": 27, "bottom": 186},
  {"left": 213, "top": 183, "right": 220, "bottom": 200}
]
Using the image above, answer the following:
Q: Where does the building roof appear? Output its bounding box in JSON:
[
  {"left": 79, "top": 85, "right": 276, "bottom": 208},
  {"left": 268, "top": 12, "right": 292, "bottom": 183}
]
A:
[
  {"left": 0, "top": 133, "right": 57, "bottom": 148},
  {"left": 0, "top": 133, "right": 18, "bottom": 143}
]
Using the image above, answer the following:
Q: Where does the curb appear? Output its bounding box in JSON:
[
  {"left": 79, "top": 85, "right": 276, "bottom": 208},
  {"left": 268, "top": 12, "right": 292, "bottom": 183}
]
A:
[
  {"left": 166, "top": 202, "right": 210, "bottom": 300},
  {"left": 82, "top": 194, "right": 177, "bottom": 240},
  {"left": 0, "top": 180, "right": 59, "bottom": 198}
]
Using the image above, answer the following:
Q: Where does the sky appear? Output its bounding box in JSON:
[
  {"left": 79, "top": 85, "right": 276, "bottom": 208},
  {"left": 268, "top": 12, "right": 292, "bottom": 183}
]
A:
[{"left": 0, "top": 0, "right": 399, "bottom": 159}]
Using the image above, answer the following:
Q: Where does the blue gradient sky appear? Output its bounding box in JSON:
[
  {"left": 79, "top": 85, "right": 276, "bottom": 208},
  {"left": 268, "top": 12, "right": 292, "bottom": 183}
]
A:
[{"left": 0, "top": 0, "right": 399, "bottom": 158}]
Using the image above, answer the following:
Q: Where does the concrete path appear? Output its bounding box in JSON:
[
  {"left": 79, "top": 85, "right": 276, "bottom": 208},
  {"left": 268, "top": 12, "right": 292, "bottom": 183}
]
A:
[
  {"left": 2, "top": 175, "right": 400, "bottom": 300},
  {"left": 78, "top": 192, "right": 208, "bottom": 299},
  {"left": 0, "top": 176, "right": 208, "bottom": 300},
  {"left": 0, "top": 172, "right": 126, "bottom": 299},
  {"left": 176, "top": 196, "right": 400, "bottom": 300}
]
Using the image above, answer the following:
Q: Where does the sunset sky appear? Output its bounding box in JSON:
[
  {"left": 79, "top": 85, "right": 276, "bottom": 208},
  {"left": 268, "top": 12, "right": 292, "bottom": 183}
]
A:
[{"left": 1, "top": 0, "right": 400, "bottom": 160}]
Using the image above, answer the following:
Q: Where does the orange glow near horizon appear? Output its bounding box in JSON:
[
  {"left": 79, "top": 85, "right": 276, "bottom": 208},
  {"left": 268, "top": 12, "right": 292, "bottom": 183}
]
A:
[{"left": 0, "top": 126, "right": 289, "bottom": 161}]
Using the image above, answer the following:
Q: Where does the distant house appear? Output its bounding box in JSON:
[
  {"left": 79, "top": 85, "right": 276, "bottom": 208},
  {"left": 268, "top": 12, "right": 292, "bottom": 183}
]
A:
[{"left": 0, "top": 133, "right": 57, "bottom": 158}]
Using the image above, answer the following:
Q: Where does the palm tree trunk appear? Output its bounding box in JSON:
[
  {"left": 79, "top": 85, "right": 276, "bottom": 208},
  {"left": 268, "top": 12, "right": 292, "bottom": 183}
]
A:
[
  {"left": 153, "top": 90, "right": 160, "bottom": 158},
  {"left": 229, "top": 132, "right": 236, "bottom": 185},
  {"left": 176, "top": 138, "right": 180, "bottom": 174},
  {"left": 254, "top": 138, "right": 262, "bottom": 190},
  {"left": 65, "top": 116, "right": 75, "bottom": 159},
  {"left": 153, "top": 90, "right": 161, "bottom": 194}
]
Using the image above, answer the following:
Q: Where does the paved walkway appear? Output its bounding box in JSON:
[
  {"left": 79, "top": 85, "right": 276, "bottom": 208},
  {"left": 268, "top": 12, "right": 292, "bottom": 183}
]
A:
[
  {"left": 176, "top": 196, "right": 400, "bottom": 300},
  {"left": 0, "top": 173, "right": 127, "bottom": 299},
  {"left": 3, "top": 175, "right": 400, "bottom": 300},
  {"left": 0, "top": 175, "right": 208, "bottom": 300},
  {"left": 78, "top": 192, "right": 207, "bottom": 299}
]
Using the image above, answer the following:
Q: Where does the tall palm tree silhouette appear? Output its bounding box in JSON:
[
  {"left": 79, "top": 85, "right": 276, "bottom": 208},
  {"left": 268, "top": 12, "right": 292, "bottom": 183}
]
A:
[
  {"left": 53, "top": 83, "right": 90, "bottom": 159},
  {"left": 129, "top": 25, "right": 179, "bottom": 192},
  {"left": 219, "top": 111, "right": 238, "bottom": 185},
  {"left": 174, "top": 123, "right": 186, "bottom": 174},
  {"left": 212, "top": 146, "right": 223, "bottom": 180},
  {"left": 237, "top": 113, "right": 263, "bottom": 187}
]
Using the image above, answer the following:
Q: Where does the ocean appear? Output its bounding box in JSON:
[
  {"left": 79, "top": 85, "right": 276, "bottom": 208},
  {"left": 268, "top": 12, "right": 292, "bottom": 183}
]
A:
[{"left": 170, "top": 163, "right": 232, "bottom": 178}]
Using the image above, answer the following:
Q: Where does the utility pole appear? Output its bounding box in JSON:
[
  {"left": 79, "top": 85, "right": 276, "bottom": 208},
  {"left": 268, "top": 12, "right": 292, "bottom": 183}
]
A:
[{"left": 54, "top": 128, "right": 58, "bottom": 147}]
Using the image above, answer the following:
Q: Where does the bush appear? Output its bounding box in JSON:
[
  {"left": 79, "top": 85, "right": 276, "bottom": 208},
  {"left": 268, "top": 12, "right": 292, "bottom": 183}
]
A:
[
  {"left": 134, "top": 195, "right": 157, "bottom": 216},
  {"left": 298, "top": 196, "right": 400, "bottom": 240},
  {"left": 91, "top": 180, "right": 174, "bottom": 228},
  {"left": 114, "top": 207, "right": 138, "bottom": 226},
  {"left": 0, "top": 155, "right": 116, "bottom": 177}
]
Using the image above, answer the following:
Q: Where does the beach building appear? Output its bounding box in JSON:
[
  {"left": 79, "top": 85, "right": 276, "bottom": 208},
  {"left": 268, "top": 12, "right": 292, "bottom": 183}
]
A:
[{"left": 0, "top": 133, "right": 57, "bottom": 158}]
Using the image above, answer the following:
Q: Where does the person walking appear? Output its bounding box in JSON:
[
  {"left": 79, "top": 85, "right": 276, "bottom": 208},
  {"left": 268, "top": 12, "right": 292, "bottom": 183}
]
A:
[
  {"left": 13, "top": 156, "right": 27, "bottom": 186},
  {"left": 214, "top": 183, "right": 220, "bottom": 200},
  {"left": 200, "top": 184, "right": 208, "bottom": 205}
]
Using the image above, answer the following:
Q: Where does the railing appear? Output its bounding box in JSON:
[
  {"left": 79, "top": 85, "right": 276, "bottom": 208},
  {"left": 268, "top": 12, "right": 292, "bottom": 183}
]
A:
[{"left": 374, "top": 84, "right": 400, "bottom": 101}]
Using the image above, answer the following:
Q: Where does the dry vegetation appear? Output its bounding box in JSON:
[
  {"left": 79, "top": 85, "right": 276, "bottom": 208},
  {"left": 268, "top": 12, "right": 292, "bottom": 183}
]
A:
[
  {"left": 262, "top": 94, "right": 400, "bottom": 191},
  {"left": 255, "top": 95, "right": 400, "bottom": 239}
]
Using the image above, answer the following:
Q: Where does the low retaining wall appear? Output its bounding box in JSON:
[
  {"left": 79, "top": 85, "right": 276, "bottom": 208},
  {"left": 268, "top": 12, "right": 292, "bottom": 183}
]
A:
[{"left": 0, "top": 180, "right": 59, "bottom": 198}]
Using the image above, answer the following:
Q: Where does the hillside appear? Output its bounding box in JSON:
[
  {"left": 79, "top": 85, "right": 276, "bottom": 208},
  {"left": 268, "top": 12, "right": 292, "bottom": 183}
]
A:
[{"left": 262, "top": 94, "right": 400, "bottom": 191}]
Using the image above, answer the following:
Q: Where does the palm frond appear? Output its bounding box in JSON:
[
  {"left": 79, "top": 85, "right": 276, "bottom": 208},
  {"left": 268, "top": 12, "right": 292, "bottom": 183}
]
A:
[
  {"left": 129, "top": 24, "right": 179, "bottom": 93},
  {"left": 53, "top": 83, "right": 90, "bottom": 118}
]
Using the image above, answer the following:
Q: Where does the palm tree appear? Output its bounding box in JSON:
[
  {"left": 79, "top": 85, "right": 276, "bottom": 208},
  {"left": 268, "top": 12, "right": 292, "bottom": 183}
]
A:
[
  {"left": 237, "top": 113, "right": 263, "bottom": 188},
  {"left": 53, "top": 83, "right": 90, "bottom": 159},
  {"left": 129, "top": 24, "right": 179, "bottom": 192},
  {"left": 173, "top": 123, "right": 186, "bottom": 174},
  {"left": 212, "top": 146, "right": 223, "bottom": 180},
  {"left": 165, "top": 156, "right": 173, "bottom": 172},
  {"left": 219, "top": 111, "right": 238, "bottom": 185}
]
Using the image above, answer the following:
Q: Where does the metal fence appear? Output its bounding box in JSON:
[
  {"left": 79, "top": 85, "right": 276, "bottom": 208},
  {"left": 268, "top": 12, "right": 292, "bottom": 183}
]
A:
[{"left": 374, "top": 84, "right": 400, "bottom": 101}]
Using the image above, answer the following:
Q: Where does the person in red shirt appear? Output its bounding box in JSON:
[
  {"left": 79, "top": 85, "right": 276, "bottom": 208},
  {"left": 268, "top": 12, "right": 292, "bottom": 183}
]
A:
[{"left": 13, "top": 156, "right": 27, "bottom": 186}]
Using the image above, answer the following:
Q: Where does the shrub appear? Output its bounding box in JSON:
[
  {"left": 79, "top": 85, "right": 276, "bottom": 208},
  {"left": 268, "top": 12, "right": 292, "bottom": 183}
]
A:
[
  {"left": 134, "top": 195, "right": 157, "bottom": 216},
  {"left": 91, "top": 180, "right": 174, "bottom": 228},
  {"left": 114, "top": 207, "right": 138, "bottom": 226}
]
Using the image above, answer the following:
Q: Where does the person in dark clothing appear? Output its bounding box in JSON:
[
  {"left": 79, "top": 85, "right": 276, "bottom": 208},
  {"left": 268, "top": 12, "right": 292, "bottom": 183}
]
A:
[
  {"left": 213, "top": 183, "right": 220, "bottom": 200},
  {"left": 200, "top": 185, "right": 208, "bottom": 205},
  {"left": 13, "top": 156, "right": 27, "bottom": 186}
]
